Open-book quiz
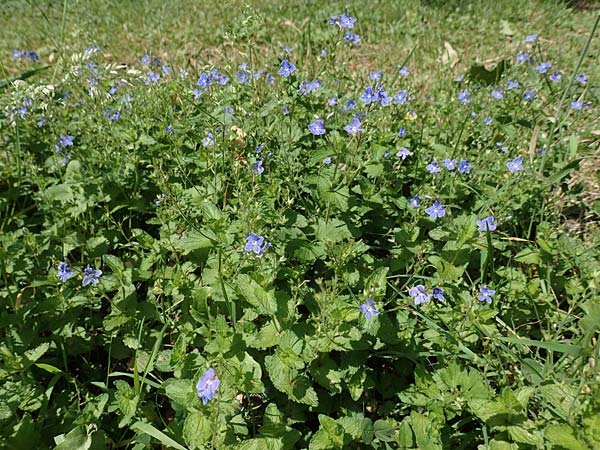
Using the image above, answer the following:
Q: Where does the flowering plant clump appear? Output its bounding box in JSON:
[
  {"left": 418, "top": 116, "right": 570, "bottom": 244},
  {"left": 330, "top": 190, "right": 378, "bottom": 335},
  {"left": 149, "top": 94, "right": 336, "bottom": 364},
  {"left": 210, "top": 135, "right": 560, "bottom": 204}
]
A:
[{"left": 1, "top": 4, "right": 598, "bottom": 450}]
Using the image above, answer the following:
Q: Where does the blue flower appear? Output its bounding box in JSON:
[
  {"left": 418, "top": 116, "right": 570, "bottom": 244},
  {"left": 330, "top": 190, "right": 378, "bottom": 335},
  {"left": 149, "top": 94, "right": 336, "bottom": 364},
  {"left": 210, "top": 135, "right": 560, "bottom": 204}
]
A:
[
  {"left": 344, "top": 117, "right": 364, "bottom": 135},
  {"left": 409, "top": 285, "right": 430, "bottom": 305},
  {"left": 252, "top": 159, "right": 264, "bottom": 175},
  {"left": 141, "top": 54, "right": 151, "bottom": 65},
  {"left": 278, "top": 59, "right": 296, "bottom": 77},
  {"left": 458, "top": 90, "right": 471, "bottom": 105},
  {"left": 443, "top": 159, "right": 458, "bottom": 171},
  {"left": 426, "top": 161, "right": 441, "bottom": 174},
  {"left": 398, "top": 65, "right": 410, "bottom": 77},
  {"left": 323, "top": 157, "right": 332, "bottom": 165},
  {"left": 60, "top": 135, "right": 74, "bottom": 147},
  {"left": 245, "top": 233, "right": 271, "bottom": 257},
  {"left": 491, "top": 87, "right": 504, "bottom": 99},
  {"left": 327, "top": 96, "right": 338, "bottom": 106},
  {"left": 507, "top": 79, "right": 521, "bottom": 90},
  {"left": 516, "top": 52, "right": 529, "bottom": 63},
  {"left": 202, "top": 133, "right": 215, "bottom": 147},
  {"left": 507, "top": 157, "right": 523, "bottom": 173},
  {"left": 196, "top": 368, "right": 220, "bottom": 405},
  {"left": 477, "top": 216, "right": 497, "bottom": 232},
  {"left": 344, "top": 32, "right": 361, "bottom": 44},
  {"left": 339, "top": 13, "right": 357, "bottom": 28},
  {"left": 197, "top": 73, "right": 212, "bottom": 88},
  {"left": 57, "top": 262, "right": 72, "bottom": 282},
  {"left": 536, "top": 62, "right": 552, "bottom": 74},
  {"left": 147, "top": 71, "right": 160, "bottom": 83},
  {"left": 397, "top": 127, "right": 406, "bottom": 137},
  {"left": 161, "top": 65, "right": 170, "bottom": 75},
  {"left": 523, "top": 90, "right": 535, "bottom": 101},
  {"left": 549, "top": 71, "right": 561, "bottom": 82},
  {"left": 360, "top": 86, "right": 379, "bottom": 105},
  {"left": 82, "top": 267, "right": 102, "bottom": 286},
  {"left": 576, "top": 73, "right": 587, "bottom": 85},
  {"left": 283, "top": 45, "right": 293, "bottom": 54},
  {"left": 432, "top": 287, "right": 445, "bottom": 303},
  {"left": 105, "top": 109, "right": 120, "bottom": 121},
  {"left": 394, "top": 90, "right": 408, "bottom": 104},
  {"left": 308, "top": 119, "right": 326, "bottom": 135},
  {"left": 359, "top": 298, "right": 379, "bottom": 320},
  {"left": 496, "top": 142, "right": 508, "bottom": 153},
  {"left": 425, "top": 200, "right": 446, "bottom": 220},
  {"left": 370, "top": 71, "right": 382, "bottom": 81},
  {"left": 458, "top": 159, "right": 471, "bottom": 173},
  {"left": 524, "top": 33, "right": 538, "bottom": 43},
  {"left": 409, "top": 195, "right": 421, "bottom": 208},
  {"left": 396, "top": 147, "right": 411, "bottom": 160},
  {"left": 571, "top": 100, "right": 584, "bottom": 110},
  {"left": 483, "top": 116, "right": 493, "bottom": 126},
  {"left": 378, "top": 90, "right": 392, "bottom": 106},
  {"left": 342, "top": 99, "right": 356, "bottom": 111},
  {"left": 478, "top": 286, "right": 495, "bottom": 304},
  {"left": 166, "top": 123, "right": 174, "bottom": 133}
]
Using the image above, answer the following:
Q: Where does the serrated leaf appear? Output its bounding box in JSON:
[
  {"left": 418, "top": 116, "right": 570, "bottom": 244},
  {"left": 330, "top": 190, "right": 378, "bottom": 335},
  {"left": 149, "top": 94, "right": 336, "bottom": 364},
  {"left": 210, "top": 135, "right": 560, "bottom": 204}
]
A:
[
  {"left": 183, "top": 412, "right": 211, "bottom": 449},
  {"left": 237, "top": 274, "right": 277, "bottom": 315}
]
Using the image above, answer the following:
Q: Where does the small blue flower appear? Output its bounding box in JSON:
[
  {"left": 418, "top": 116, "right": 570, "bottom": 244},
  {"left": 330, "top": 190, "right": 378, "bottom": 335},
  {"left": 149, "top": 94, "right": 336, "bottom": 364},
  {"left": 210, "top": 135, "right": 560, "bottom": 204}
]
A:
[
  {"left": 397, "top": 127, "right": 406, "bottom": 137},
  {"left": 82, "top": 267, "right": 102, "bottom": 286},
  {"left": 483, "top": 117, "right": 493, "bottom": 126},
  {"left": 370, "top": 71, "right": 381, "bottom": 81},
  {"left": 105, "top": 109, "right": 120, "bottom": 121},
  {"left": 360, "top": 86, "right": 379, "bottom": 105},
  {"left": 278, "top": 59, "right": 296, "bottom": 77},
  {"left": 496, "top": 142, "right": 508, "bottom": 153},
  {"left": 147, "top": 71, "right": 160, "bottom": 83},
  {"left": 57, "top": 262, "right": 73, "bottom": 282},
  {"left": 409, "top": 195, "right": 421, "bottom": 208},
  {"left": 576, "top": 73, "right": 587, "bottom": 85},
  {"left": 224, "top": 107, "right": 234, "bottom": 114},
  {"left": 425, "top": 200, "right": 446, "bottom": 220},
  {"left": 491, "top": 87, "right": 504, "bottom": 100},
  {"left": 141, "top": 54, "right": 151, "bottom": 65},
  {"left": 478, "top": 286, "right": 495, "bottom": 304},
  {"left": 396, "top": 147, "right": 411, "bottom": 160},
  {"left": 398, "top": 65, "right": 410, "bottom": 77},
  {"left": 426, "top": 161, "right": 441, "bottom": 174},
  {"left": 523, "top": 90, "right": 535, "bottom": 101},
  {"left": 409, "top": 285, "right": 430, "bottom": 305},
  {"left": 507, "top": 79, "right": 521, "bottom": 90},
  {"left": 524, "top": 33, "right": 538, "bottom": 43},
  {"left": 196, "top": 368, "right": 220, "bottom": 405},
  {"left": 344, "top": 117, "right": 364, "bottom": 135},
  {"left": 202, "top": 133, "right": 215, "bottom": 147},
  {"left": 443, "top": 159, "right": 458, "bottom": 171},
  {"left": 477, "top": 216, "right": 497, "bottom": 232},
  {"left": 252, "top": 159, "right": 264, "bottom": 175},
  {"left": 516, "top": 52, "right": 529, "bottom": 63},
  {"left": 327, "top": 96, "right": 338, "bottom": 106},
  {"left": 571, "top": 100, "right": 584, "bottom": 110},
  {"left": 432, "top": 287, "right": 445, "bottom": 303},
  {"left": 342, "top": 99, "right": 357, "bottom": 111},
  {"left": 507, "top": 157, "right": 523, "bottom": 174},
  {"left": 283, "top": 45, "right": 293, "bottom": 54},
  {"left": 245, "top": 233, "right": 271, "bottom": 257},
  {"left": 458, "top": 90, "right": 471, "bottom": 105},
  {"left": 339, "top": 13, "right": 356, "bottom": 28},
  {"left": 161, "top": 65, "right": 170, "bottom": 75},
  {"left": 308, "top": 119, "right": 326, "bottom": 136},
  {"left": 166, "top": 124, "right": 173, "bottom": 133},
  {"left": 536, "top": 62, "right": 552, "bottom": 74},
  {"left": 394, "top": 90, "right": 408, "bottom": 104},
  {"left": 323, "top": 157, "right": 332, "bottom": 165},
  {"left": 549, "top": 71, "right": 561, "bottom": 82},
  {"left": 344, "top": 32, "right": 361, "bottom": 44},
  {"left": 359, "top": 298, "right": 379, "bottom": 320}
]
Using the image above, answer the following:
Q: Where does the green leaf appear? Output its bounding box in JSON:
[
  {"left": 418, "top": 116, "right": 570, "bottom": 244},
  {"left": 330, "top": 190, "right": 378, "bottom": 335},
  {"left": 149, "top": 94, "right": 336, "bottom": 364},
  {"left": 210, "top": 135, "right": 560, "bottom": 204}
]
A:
[
  {"left": 131, "top": 421, "right": 187, "bottom": 450},
  {"left": 183, "top": 412, "right": 211, "bottom": 449},
  {"left": 498, "top": 336, "right": 583, "bottom": 355},
  {"left": 314, "top": 218, "right": 352, "bottom": 243},
  {"left": 163, "top": 378, "right": 195, "bottom": 406},
  {"left": 237, "top": 274, "right": 278, "bottom": 315},
  {"left": 53, "top": 425, "right": 93, "bottom": 450},
  {"left": 545, "top": 424, "right": 588, "bottom": 450}
]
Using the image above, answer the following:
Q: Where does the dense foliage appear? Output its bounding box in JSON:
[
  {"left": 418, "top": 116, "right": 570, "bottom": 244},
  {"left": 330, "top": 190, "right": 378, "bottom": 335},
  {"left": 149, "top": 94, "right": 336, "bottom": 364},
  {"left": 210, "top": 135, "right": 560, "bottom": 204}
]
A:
[{"left": 1, "top": 6, "right": 600, "bottom": 450}]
